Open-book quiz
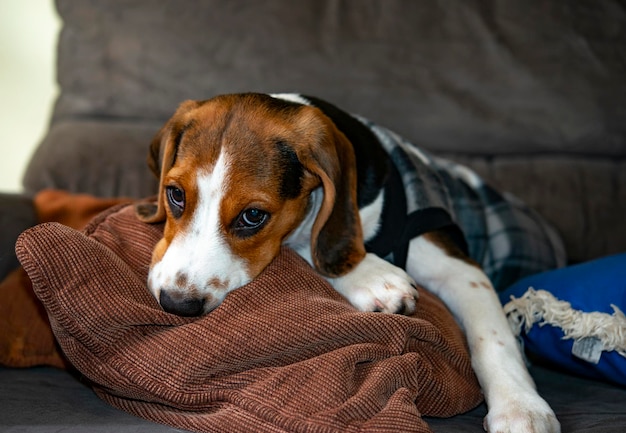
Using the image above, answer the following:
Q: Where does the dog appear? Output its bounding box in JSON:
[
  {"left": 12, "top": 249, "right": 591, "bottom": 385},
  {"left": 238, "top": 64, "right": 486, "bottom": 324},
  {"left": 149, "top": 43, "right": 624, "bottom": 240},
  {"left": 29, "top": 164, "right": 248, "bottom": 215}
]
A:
[{"left": 136, "top": 93, "right": 565, "bottom": 433}]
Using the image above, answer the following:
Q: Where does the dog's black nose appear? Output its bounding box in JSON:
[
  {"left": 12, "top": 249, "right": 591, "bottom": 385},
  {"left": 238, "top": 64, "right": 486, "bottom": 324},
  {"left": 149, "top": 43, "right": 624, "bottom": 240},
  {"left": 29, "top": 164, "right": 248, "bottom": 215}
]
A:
[{"left": 159, "top": 291, "right": 205, "bottom": 317}]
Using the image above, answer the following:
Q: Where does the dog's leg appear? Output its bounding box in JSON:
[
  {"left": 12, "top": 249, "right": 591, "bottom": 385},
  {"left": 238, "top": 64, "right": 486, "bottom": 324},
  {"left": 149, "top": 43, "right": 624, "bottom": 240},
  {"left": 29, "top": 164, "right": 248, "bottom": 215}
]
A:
[{"left": 406, "top": 232, "right": 560, "bottom": 433}]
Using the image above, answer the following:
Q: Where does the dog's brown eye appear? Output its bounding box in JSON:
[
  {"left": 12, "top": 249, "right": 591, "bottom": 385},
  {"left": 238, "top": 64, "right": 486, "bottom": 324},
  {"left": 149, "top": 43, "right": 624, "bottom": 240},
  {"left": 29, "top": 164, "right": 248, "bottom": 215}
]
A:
[
  {"left": 240, "top": 208, "right": 268, "bottom": 227},
  {"left": 234, "top": 208, "right": 269, "bottom": 237},
  {"left": 166, "top": 186, "right": 185, "bottom": 218}
]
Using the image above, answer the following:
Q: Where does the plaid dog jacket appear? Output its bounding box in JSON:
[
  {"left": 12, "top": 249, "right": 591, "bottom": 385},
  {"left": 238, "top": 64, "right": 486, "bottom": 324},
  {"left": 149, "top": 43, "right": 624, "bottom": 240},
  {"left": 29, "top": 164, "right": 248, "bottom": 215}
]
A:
[{"left": 359, "top": 116, "right": 566, "bottom": 291}]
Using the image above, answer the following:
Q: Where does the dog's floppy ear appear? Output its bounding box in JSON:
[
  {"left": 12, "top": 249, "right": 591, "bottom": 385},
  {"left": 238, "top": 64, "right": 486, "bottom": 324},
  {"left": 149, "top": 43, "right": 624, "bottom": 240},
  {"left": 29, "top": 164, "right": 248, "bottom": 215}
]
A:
[
  {"left": 294, "top": 106, "right": 366, "bottom": 278},
  {"left": 136, "top": 100, "right": 201, "bottom": 223}
]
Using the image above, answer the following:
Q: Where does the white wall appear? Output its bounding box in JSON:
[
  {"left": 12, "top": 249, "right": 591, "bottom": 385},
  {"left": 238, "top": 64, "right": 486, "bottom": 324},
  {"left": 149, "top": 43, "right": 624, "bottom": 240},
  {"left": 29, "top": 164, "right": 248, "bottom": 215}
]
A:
[{"left": 0, "top": 0, "right": 61, "bottom": 193}]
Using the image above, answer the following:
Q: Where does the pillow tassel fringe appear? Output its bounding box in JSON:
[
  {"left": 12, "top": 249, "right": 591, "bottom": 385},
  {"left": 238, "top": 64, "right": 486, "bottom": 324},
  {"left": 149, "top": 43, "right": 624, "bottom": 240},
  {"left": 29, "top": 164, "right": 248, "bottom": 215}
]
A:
[{"left": 503, "top": 288, "right": 626, "bottom": 358}]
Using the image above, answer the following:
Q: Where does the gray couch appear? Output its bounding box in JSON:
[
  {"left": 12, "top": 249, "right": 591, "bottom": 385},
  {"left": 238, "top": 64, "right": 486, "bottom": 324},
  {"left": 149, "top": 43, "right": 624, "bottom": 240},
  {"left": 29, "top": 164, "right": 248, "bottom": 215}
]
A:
[{"left": 2, "top": 0, "right": 626, "bottom": 431}]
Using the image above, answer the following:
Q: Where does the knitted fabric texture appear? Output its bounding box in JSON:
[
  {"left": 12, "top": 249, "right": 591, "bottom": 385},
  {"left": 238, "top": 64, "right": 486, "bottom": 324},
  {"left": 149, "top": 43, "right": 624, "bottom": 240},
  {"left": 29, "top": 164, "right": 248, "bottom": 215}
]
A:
[{"left": 16, "top": 204, "right": 482, "bottom": 433}]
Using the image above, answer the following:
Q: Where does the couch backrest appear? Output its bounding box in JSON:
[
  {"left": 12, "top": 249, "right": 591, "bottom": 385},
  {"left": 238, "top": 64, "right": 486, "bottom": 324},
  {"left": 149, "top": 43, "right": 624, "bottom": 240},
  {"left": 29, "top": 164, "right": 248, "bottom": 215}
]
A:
[
  {"left": 49, "top": 0, "right": 626, "bottom": 154},
  {"left": 23, "top": 0, "right": 626, "bottom": 262}
]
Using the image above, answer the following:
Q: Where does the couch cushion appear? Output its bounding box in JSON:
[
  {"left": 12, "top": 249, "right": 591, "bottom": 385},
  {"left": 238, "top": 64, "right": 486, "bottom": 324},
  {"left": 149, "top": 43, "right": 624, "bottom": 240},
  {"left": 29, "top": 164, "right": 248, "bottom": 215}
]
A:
[
  {"left": 23, "top": 120, "right": 159, "bottom": 198},
  {"left": 501, "top": 254, "right": 626, "bottom": 387},
  {"left": 41, "top": 0, "right": 626, "bottom": 155}
]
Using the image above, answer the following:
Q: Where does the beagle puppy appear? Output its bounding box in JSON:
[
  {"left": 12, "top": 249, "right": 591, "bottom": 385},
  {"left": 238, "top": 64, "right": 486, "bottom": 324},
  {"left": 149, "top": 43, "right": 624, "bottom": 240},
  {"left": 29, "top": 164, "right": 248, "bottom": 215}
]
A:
[{"left": 137, "top": 93, "right": 564, "bottom": 433}]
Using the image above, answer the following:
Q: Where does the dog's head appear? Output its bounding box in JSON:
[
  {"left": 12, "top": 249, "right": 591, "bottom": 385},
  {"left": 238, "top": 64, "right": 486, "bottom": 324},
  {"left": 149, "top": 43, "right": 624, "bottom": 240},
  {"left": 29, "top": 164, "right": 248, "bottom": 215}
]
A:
[{"left": 136, "top": 93, "right": 365, "bottom": 316}]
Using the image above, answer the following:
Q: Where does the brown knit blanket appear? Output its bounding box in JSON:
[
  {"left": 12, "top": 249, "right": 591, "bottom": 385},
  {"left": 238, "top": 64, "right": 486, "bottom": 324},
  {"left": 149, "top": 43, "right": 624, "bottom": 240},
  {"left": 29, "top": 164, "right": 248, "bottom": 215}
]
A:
[{"left": 16, "top": 204, "right": 482, "bottom": 433}]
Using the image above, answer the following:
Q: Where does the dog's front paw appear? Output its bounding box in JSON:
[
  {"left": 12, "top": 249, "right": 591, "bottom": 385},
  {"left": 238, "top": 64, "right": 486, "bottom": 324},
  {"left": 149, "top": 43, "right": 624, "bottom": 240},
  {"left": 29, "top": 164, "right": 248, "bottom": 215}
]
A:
[
  {"left": 484, "top": 394, "right": 560, "bottom": 433},
  {"left": 330, "top": 253, "right": 419, "bottom": 314}
]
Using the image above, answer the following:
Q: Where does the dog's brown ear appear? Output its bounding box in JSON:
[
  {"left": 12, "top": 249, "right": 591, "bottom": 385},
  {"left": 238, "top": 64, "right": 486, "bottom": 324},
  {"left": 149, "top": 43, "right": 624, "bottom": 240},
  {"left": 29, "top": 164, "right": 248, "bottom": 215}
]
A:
[
  {"left": 136, "top": 100, "right": 201, "bottom": 223},
  {"left": 294, "top": 106, "right": 366, "bottom": 277}
]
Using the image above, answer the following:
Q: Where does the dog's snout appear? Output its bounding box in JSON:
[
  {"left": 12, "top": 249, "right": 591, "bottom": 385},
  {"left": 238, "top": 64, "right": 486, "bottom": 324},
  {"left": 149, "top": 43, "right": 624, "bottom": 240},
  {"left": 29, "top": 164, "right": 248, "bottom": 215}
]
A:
[{"left": 159, "top": 291, "right": 205, "bottom": 317}]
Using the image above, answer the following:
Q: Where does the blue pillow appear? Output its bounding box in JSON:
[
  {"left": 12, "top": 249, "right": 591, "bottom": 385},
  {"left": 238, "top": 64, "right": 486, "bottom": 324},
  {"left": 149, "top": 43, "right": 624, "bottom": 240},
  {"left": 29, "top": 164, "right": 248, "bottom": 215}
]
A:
[{"left": 500, "top": 253, "right": 626, "bottom": 387}]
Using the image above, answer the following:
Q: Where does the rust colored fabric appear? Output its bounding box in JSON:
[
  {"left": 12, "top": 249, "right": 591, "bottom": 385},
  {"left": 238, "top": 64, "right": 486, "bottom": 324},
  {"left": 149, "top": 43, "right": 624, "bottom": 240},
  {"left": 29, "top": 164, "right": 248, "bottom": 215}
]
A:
[
  {"left": 0, "top": 189, "right": 130, "bottom": 368},
  {"left": 34, "top": 189, "right": 132, "bottom": 228},
  {"left": 16, "top": 204, "right": 482, "bottom": 432},
  {"left": 0, "top": 267, "right": 68, "bottom": 368}
]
